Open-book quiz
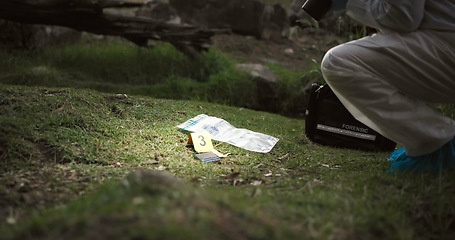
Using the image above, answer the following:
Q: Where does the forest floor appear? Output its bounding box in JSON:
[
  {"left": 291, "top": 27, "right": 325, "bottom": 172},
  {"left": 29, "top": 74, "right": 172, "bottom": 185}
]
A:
[
  {"left": 211, "top": 28, "right": 345, "bottom": 72},
  {"left": 3, "top": 24, "right": 455, "bottom": 240}
]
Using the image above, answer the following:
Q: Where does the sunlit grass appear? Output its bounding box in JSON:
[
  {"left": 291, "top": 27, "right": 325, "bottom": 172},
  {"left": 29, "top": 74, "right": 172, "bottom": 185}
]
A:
[
  {"left": 1, "top": 84, "right": 455, "bottom": 239},
  {"left": 1, "top": 20, "right": 455, "bottom": 238}
]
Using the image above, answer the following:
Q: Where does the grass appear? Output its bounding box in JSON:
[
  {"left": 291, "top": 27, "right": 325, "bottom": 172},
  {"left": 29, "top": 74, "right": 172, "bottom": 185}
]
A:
[
  {"left": 1, "top": 40, "right": 455, "bottom": 240},
  {"left": 0, "top": 40, "right": 239, "bottom": 92},
  {"left": 0, "top": 39, "right": 315, "bottom": 116}
]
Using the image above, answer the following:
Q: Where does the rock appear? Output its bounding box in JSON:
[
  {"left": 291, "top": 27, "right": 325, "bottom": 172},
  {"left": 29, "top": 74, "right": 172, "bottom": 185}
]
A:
[
  {"left": 136, "top": 0, "right": 181, "bottom": 24},
  {"left": 284, "top": 48, "right": 294, "bottom": 56},
  {"left": 169, "top": 0, "right": 289, "bottom": 40},
  {"left": 0, "top": 20, "right": 82, "bottom": 50},
  {"left": 236, "top": 63, "right": 279, "bottom": 112}
]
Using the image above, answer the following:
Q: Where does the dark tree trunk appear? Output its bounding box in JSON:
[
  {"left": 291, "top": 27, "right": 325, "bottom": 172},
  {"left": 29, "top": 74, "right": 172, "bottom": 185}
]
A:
[{"left": 0, "top": 0, "right": 226, "bottom": 57}]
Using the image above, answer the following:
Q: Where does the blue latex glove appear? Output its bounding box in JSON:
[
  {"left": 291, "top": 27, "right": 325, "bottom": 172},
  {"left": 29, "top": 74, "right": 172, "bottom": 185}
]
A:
[
  {"left": 387, "top": 137, "right": 455, "bottom": 174},
  {"left": 331, "top": 0, "right": 348, "bottom": 11}
]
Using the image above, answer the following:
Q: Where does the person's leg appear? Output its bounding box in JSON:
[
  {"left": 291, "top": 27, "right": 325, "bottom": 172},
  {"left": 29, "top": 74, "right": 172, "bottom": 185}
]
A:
[{"left": 320, "top": 30, "right": 455, "bottom": 171}]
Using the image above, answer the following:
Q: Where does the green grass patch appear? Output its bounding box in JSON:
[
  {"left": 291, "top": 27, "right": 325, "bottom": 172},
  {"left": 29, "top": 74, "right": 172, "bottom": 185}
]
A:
[
  {"left": 1, "top": 84, "right": 455, "bottom": 239},
  {"left": 1, "top": 35, "right": 455, "bottom": 240},
  {"left": 0, "top": 40, "right": 315, "bottom": 116}
]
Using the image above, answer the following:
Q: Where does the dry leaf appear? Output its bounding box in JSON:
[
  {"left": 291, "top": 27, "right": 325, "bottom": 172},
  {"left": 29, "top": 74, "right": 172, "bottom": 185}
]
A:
[
  {"left": 320, "top": 163, "right": 330, "bottom": 168},
  {"left": 223, "top": 172, "right": 240, "bottom": 180},
  {"left": 251, "top": 180, "right": 262, "bottom": 186},
  {"left": 52, "top": 103, "right": 66, "bottom": 113},
  {"left": 115, "top": 94, "right": 128, "bottom": 99},
  {"left": 277, "top": 153, "right": 290, "bottom": 161},
  {"left": 156, "top": 165, "right": 167, "bottom": 171}
]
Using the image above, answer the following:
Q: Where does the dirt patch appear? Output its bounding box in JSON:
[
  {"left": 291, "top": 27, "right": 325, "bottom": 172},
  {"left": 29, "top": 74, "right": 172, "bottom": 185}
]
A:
[{"left": 212, "top": 29, "right": 345, "bottom": 71}]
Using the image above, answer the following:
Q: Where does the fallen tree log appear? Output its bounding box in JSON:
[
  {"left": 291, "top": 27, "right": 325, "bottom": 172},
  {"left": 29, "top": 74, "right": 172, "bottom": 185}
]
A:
[{"left": 0, "top": 0, "right": 227, "bottom": 57}]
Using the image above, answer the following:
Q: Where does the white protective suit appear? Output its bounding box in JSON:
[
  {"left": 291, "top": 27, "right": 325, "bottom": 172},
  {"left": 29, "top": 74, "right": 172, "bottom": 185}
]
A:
[{"left": 321, "top": 0, "right": 455, "bottom": 156}]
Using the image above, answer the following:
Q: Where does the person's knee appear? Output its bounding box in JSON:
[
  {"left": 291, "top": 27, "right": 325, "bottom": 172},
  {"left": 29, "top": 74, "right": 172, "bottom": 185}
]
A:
[
  {"left": 321, "top": 43, "right": 367, "bottom": 86},
  {"left": 321, "top": 45, "right": 349, "bottom": 84}
]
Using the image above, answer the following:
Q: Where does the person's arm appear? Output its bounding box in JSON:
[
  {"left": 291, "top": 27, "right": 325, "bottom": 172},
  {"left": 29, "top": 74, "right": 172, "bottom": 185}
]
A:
[{"left": 346, "top": 0, "right": 426, "bottom": 32}]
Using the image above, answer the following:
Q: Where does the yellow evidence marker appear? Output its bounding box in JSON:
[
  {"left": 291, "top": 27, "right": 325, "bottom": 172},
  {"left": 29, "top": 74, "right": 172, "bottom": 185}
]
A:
[
  {"left": 188, "top": 132, "right": 227, "bottom": 161},
  {"left": 189, "top": 132, "right": 214, "bottom": 153}
]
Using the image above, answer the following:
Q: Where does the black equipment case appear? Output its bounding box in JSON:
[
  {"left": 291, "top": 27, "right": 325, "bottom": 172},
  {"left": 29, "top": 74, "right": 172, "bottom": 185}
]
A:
[{"left": 305, "top": 83, "right": 397, "bottom": 151}]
